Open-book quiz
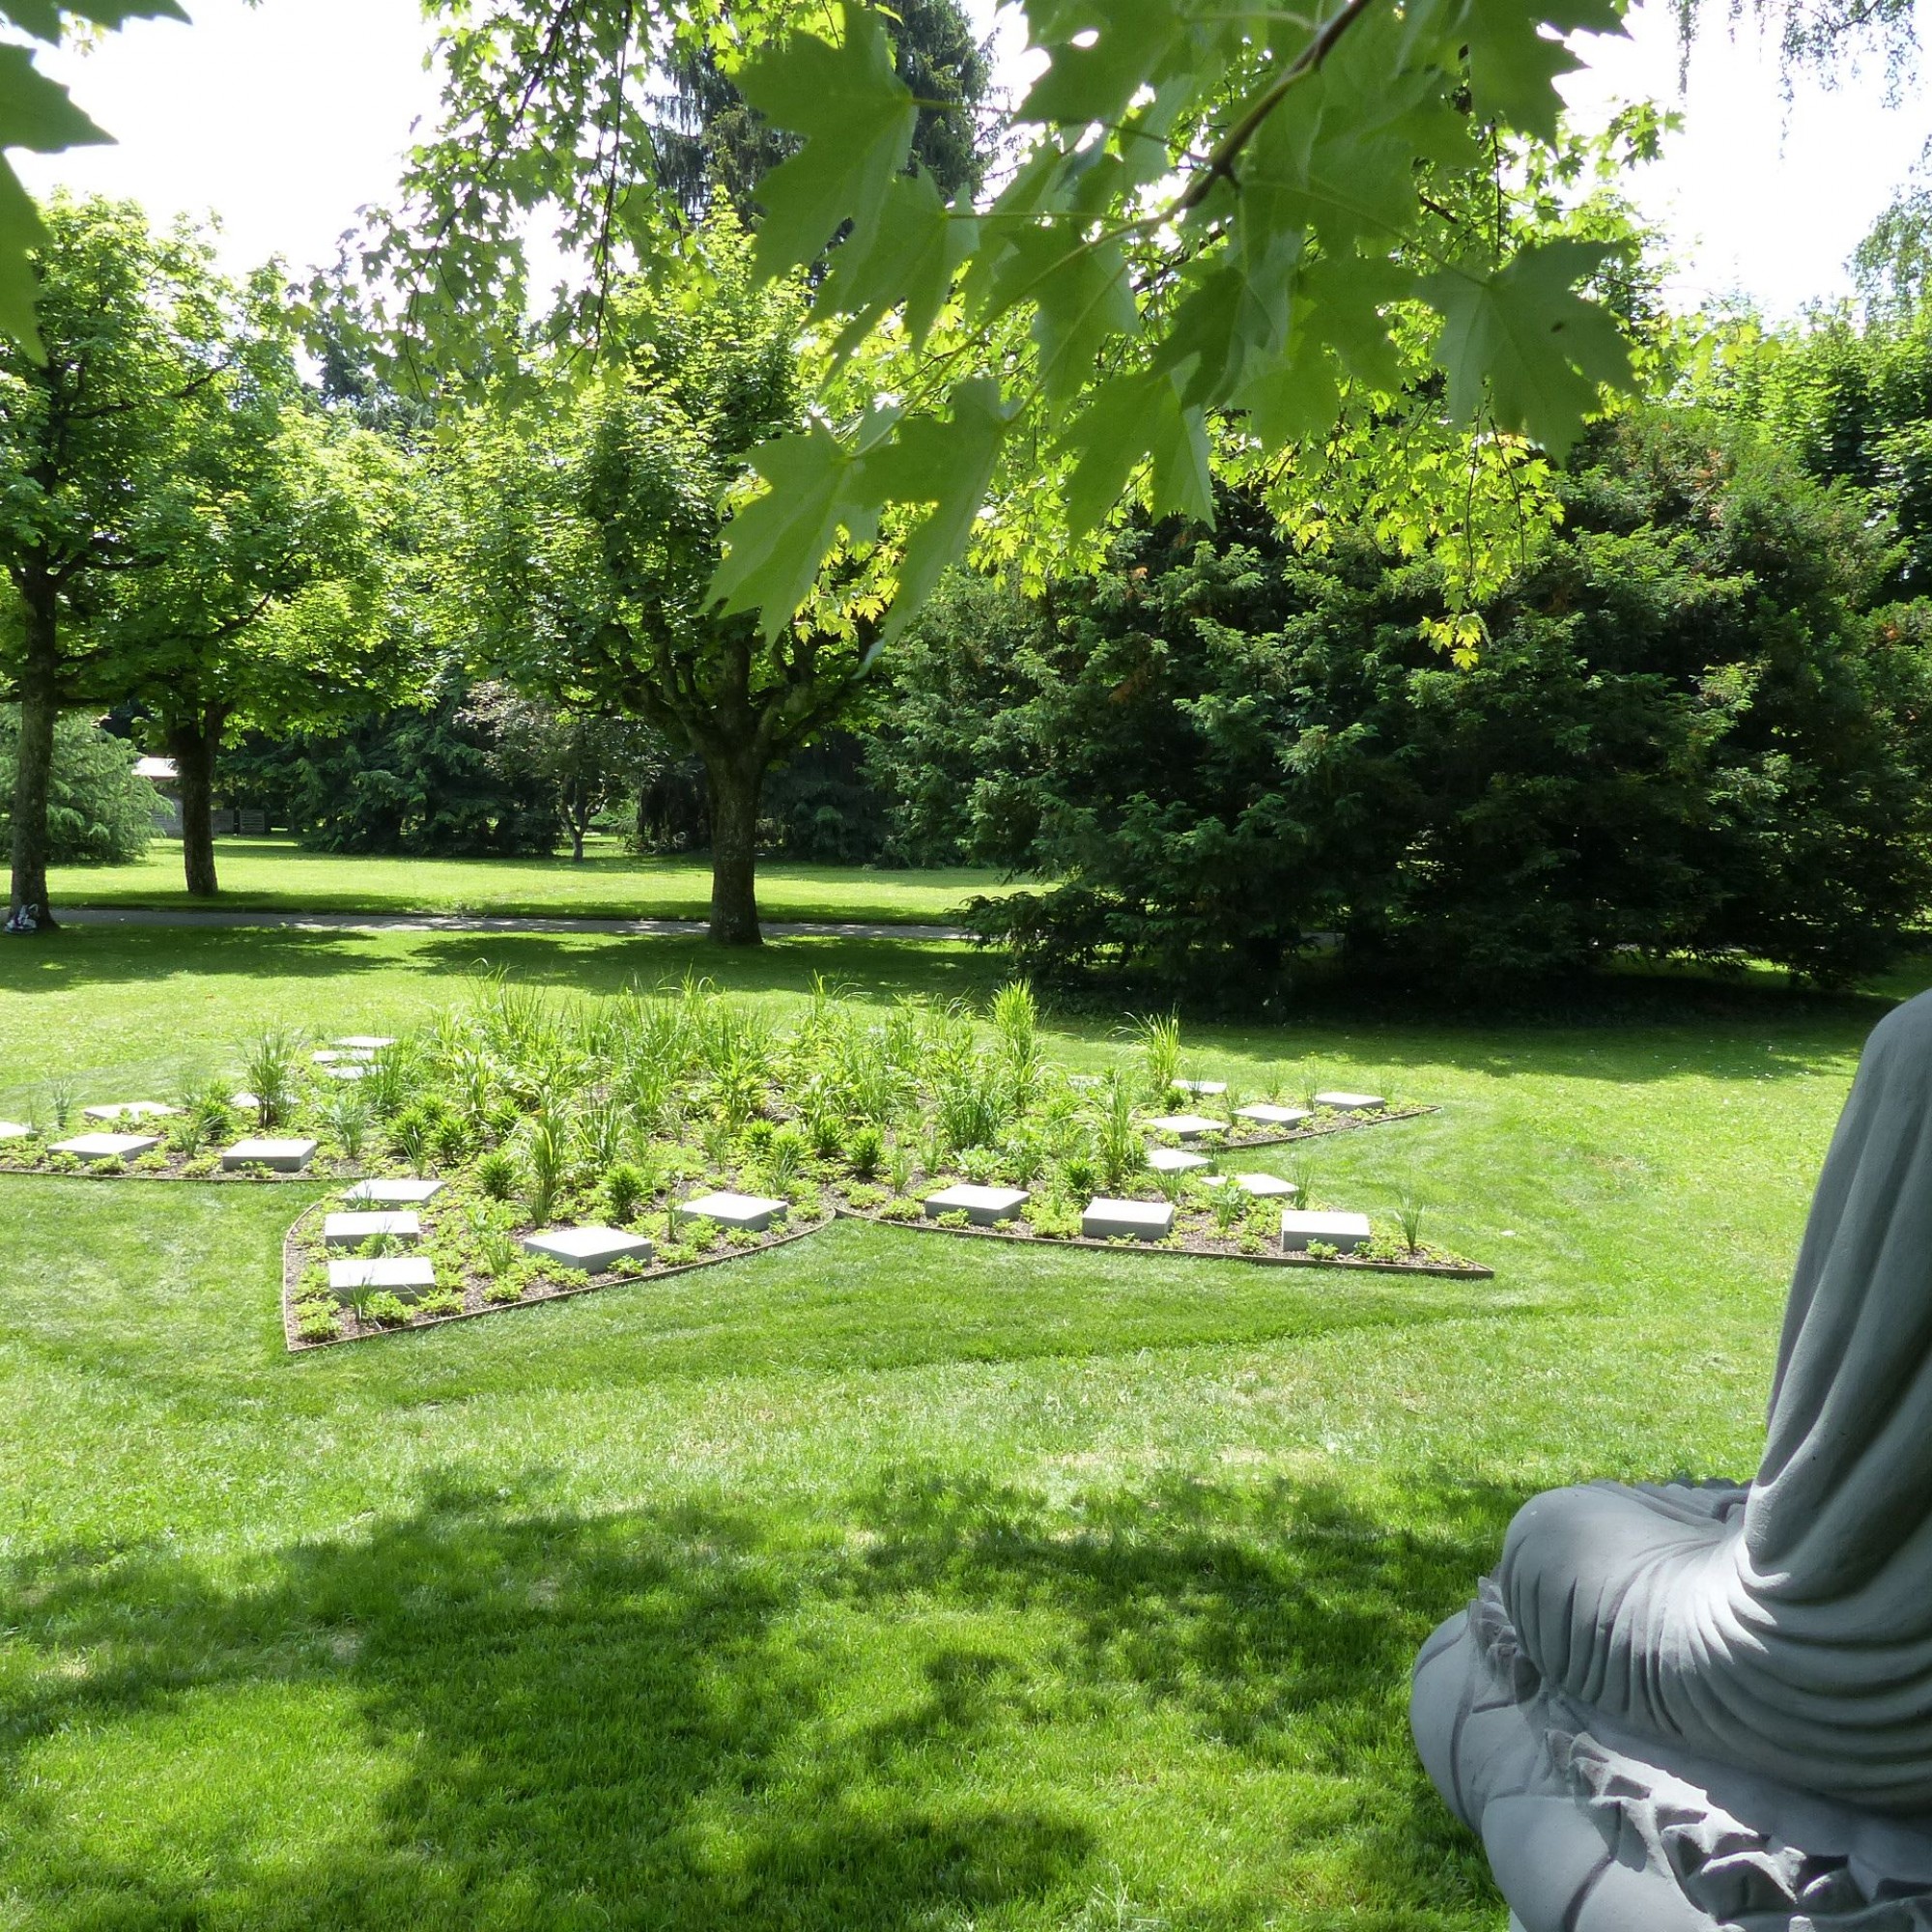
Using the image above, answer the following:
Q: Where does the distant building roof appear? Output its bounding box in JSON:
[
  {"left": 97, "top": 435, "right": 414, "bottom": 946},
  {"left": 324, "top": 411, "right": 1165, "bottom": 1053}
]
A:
[{"left": 133, "top": 756, "right": 178, "bottom": 781}]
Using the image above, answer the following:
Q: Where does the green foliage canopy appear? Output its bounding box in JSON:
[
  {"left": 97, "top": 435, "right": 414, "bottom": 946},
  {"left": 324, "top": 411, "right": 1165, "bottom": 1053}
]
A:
[{"left": 394, "top": 0, "right": 1657, "bottom": 644}]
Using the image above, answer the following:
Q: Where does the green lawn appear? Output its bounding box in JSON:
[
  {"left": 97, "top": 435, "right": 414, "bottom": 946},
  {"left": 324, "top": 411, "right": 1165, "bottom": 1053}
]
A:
[
  {"left": 0, "top": 923, "right": 1910, "bottom": 1929},
  {"left": 50, "top": 836, "right": 1027, "bottom": 924}
]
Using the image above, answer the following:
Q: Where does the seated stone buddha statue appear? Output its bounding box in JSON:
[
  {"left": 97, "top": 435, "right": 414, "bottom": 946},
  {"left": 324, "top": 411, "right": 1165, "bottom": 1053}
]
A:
[{"left": 1412, "top": 989, "right": 1932, "bottom": 1929}]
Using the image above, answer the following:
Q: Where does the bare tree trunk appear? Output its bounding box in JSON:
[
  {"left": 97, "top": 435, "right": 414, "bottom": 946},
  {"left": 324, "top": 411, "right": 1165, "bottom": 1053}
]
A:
[
  {"left": 8, "top": 594, "right": 59, "bottom": 934},
  {"left": 165, "top": 711, "right": 224, "bottom": 898},
  {"left": 703, "top": 751, "right": 763, "bottom": 946}
]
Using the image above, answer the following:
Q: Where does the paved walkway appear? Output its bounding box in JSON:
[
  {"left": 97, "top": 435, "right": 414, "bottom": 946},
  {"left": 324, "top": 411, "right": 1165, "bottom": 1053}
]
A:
[{"left": 59, "top": 906, "right": 972, "bottom": 942}]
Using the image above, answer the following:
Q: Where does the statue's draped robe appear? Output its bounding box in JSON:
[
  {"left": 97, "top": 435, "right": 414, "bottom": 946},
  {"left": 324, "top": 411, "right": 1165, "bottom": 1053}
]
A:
[{"left": 1502, "top": 990, "right": 1932, "bottom": 1811}]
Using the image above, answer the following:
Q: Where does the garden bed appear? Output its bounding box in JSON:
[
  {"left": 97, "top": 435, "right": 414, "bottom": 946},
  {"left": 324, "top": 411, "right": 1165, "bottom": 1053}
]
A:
[
  {"left": 280, "top": 1186, "right": 838, "bottom": 1350},
  {"left": 0, "top": 978, "right": 1474, "bottom": 1350},
  {"left": 832, "top": 1199, "right": 1492, "bottom": 1278}
]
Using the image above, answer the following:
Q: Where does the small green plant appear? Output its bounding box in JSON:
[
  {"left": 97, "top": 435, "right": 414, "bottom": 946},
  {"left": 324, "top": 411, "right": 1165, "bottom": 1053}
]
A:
[
  {"left": 934, "top": 1208, "right": 971, "bottom": 1229},
  {"left": 1028, "top": 1197, "right": 1081, "bottom": 1238},
  {"left": 875, "top": 1196, "right": 921, "bottom": 1222},
  {"left": 476, "top": 1227, "right": 519, "bottom": 1278},
  {"left": 1210, "top": 1180, "right": 1251, "bottom": 1236},
  {"left": 294, "top": 1298, "right": 341, "bottom": 1343},
  {"left": 763, "top": 1122, "right": 810, "bottom": 1186},
  {"left": 43, "top": 1075, "right": 76, "bottom": 1134},
  {"left": 362, "top": 1291, "right": 413, "bottom": 1326},
  {"left": 842, "top": 1180, "right": 888, "bottom": 1210},
  {"left": 808, "top": 1111, "right": 843, "bottom": 1161},
  {"left": 323, "top": 1085, "right": 374, "bottom": 1164},
  {"left": 1305, "top": 1239, "right": 1340, "bottom": 1261},
  {"left": 1393, "top": 1184, "right": 1427, "bottom": 1254},
  {"left": 415, "top": 1287, "right": 466, "bottom": 1318},
  {"left": 844, "top": 1122, "right": 883, "bottom": 1178},
  {"left": 739, "top": 1119, "right": 777, "bottom": 1161},
  {"left": 181, "top": 1152, "right": 219, "bottom": 1179},
  {"left": 885, "top": 1138, "right": 914, "bottom": 1195},
  {"left": 91, "top": 1155, "right": 126, "bottom": 1177},
  {"left": 604, "top": 1160, "right": 648, "bottom": 1224},
  {"left": 482, "top": 1272, "right": 527, "bottom": 1306},
  {"left": 431, "top": 1113, "right": 469, "bottom": 1169},
  {"left": 1060, "top": 1151, "right": 1099, "bottom": 1197},
  {"left": 476, "top": 1147, "right": 517, "bottom": 1200}
]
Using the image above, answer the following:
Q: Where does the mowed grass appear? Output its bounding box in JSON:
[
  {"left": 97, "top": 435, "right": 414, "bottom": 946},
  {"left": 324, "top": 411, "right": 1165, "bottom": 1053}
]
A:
[
  {"left": 0, "top": 924, "right": 1913, "bottom": 1930},
  {"left": 49, "top": 835, "right": 1028, "bottom": 924}
]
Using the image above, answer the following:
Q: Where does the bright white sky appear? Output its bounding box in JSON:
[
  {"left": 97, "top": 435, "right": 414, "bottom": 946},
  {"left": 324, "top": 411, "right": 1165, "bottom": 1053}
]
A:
[{"left": 12, "top": 0, "right": 1932, "bottom": 318}]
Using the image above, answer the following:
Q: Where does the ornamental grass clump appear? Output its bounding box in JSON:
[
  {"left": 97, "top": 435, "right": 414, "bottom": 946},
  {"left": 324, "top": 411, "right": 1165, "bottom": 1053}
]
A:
[
  {"left": 520, "top": 1111, "right": 568, "bottom": 1228},
  {"left": 241, "top": 1027, "right": 302, "bottom": 1130},
  {"left": 1129, "top": 1011, "right": 1182, "bottom": 1103},
  {"left": 1096, "top": 1073, "right": 1145, "bottom": 1192}
]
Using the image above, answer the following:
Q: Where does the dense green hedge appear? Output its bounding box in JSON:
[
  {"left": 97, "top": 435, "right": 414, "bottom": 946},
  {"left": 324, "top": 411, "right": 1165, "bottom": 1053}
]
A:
[{"left": 871, "top": 412, "right": 1932, "bottom": 994}]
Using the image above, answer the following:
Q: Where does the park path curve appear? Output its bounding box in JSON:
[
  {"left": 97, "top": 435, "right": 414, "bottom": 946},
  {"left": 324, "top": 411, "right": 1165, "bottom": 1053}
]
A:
[{"left": 57, "top": 906, "right": 971, "bottom": 942}]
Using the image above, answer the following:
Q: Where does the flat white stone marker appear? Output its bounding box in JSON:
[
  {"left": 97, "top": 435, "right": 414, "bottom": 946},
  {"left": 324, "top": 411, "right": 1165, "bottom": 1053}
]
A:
[
  {"left": 221, "top": 1137, "right": 317, "bottom": 1173},
  {"left": 522, "top": 1226, "right": 656, "bottom": 1273},
  {"left": 230, "top": 1091, "right": 261, "bottom": 1111},
  {"left": 335, "top": 1037, "right": 396, "bottom": 1051},
  {"left": 324, "top": 1210, "right": 421, "bottom": 1247},
  {"left": 54, "top": 1132, "right": 159, "bottom": 1161},
  {"left": 676, "top": 1191, "right": 787, "bottom": 1232},
  {"left": 82, "top": 1101, "right": 177, "bottom": 1122},
  {"left": 1236, "top": 1103, "right": 1312, "bottom": 1128},
  {"left": 0, "top": 1122, "right": 32, "bottom": 1142},
  {"left": 311, "top": 1049, "right": 342, "bottom": 1064},
  {"left": 1148, "top": 1147, "right": 1209, "bottom": 1175},
  {"left": 1280, "top": 1208, "right": 1372, "bottom": 1254},
  {"left": 1175, "top": 1079, "right": 1228, "bottom": 1095},
  {"left": 343, "top": 1179, "right": 445, "bottom": 1205},
  {"left": 1314, "top": 1091, "right": 1385, "bottom": 1112},
  {"left": 323, "top": 1065, "right": 369, "bottom": 1081},
  {"left": 327, "top": 1257, "right": 435, "bottom": 1299},
  {"left": 923, "top": 1183, "right": 1029, "bottom": 1225},
  {"left": 1203, "top": 1172, "right": 1299, "bottom": 1199},
  {"left": 1149, "top": 1113, "right": 1225, "bottom": 1140},
  {"left": 1083, "top": 1197, "right": 1175, "bottom": 1240}
]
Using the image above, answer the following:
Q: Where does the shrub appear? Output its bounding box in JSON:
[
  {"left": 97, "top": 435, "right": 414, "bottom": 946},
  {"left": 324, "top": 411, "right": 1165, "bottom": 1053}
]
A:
[
  {"left": 764, "top": 1124, "right": 810, "bottom": 1187},
  {"left": 875, "top": 1196, "right": 921, "bottom": 1222},
  {"left": 362, "top": 1291, "right": 413, "bottom": 1325},
  {"left": 843, "top": 1122, "right": 884, "bottom": 1178},
  {"left": 431, "top": 1114, "right": 469, "bottom": 1168},
  {"left": 604, "top": 1160, "right": 648, "bottom": 1223},
  {"left": 476, "top": 1147, "right": 517, "bottom": 1200},
  {"left": 482, "top": 1272, "right": 527, "bottom": 1305},
  {"left": 415, "top": 1287, "right": 466, "bottom": 1318}
]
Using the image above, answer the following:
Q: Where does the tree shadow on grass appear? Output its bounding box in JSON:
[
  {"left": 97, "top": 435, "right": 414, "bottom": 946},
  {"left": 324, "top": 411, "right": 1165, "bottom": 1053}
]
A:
[
  {"left": 0, "top": 1470, "right": 1511, "bottom": 1931},
  {"left": 0, "top": 925, "right": 1008, "bottom": 1003}
]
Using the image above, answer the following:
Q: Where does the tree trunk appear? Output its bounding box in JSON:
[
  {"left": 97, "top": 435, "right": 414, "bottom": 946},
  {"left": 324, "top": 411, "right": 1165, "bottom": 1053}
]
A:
[
  {"left": 165, "top": 712, "right": 224, "bottom": 898},
  {"left": 571, "top": 818, "right": 586, "bottom": 863},
  {"left": 703, "top": 752, "right": 764, "bottom": 946},
  {"left": 8, "top": 598, "right": 58, "bottom": 934}
]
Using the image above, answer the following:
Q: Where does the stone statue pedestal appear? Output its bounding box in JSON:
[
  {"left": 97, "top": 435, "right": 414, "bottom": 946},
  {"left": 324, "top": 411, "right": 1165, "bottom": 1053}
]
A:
[{"left": 1411, "top": 1506, "right": 1932, "bottom": 1931}]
